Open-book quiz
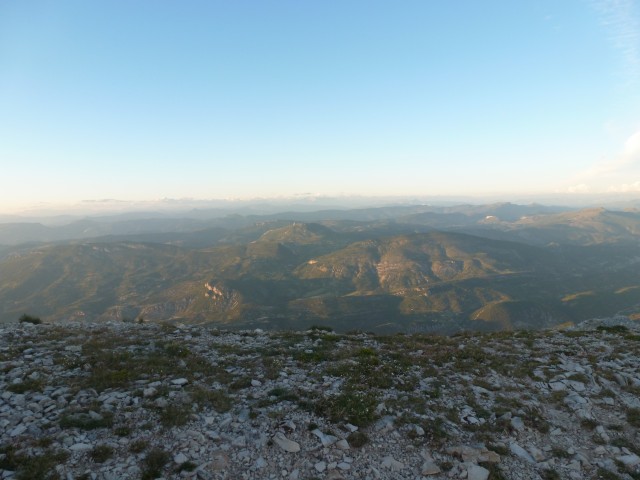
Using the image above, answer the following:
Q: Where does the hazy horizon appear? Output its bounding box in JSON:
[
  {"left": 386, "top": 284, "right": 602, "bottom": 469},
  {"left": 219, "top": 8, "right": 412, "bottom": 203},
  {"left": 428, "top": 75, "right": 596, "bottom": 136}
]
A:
[
  {"left": 2, "top": 191, "right": 640, "bottom": 221},
  {"left": 2, "top": 1, "right": 640, "bottom": 213}
]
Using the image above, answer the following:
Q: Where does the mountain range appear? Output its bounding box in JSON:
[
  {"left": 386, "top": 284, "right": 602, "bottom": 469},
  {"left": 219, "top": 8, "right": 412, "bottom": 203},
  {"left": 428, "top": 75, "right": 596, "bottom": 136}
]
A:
[{"left": 1, "top": 203, "right": 639, "bottom": 333}]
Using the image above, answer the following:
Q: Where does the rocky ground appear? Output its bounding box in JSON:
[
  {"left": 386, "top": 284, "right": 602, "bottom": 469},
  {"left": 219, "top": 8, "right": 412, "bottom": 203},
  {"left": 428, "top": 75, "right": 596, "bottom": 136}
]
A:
[{"left": 1, "top": 318, "right": 639, "bottom": 480}]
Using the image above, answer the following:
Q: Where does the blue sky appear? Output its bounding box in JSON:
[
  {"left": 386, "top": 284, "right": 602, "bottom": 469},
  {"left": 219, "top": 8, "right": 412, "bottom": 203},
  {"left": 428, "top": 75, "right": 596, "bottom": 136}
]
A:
[{"left": 1, "top": 0, "right": 640, "bottom": 213}]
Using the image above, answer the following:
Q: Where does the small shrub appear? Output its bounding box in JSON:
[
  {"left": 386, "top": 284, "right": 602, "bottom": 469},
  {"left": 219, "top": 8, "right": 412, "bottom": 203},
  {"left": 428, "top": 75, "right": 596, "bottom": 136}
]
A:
[
  {"left": 627, "top": 408, "right": 640, "bottom": 427},
  {"left": 158, "top": 403, "right": 192, "bottom": 428},
  {"left": 18, "top": 314, "right": 41, "bottom": 325},
  {"left": 33, "top": 437, "right": 53, "bottom": 448},
  {"left": 523, "top": 405, "right": 550, "bottom": 433},
  {"left": 541, "top": 469, "right": 561, "bottom": 480},
  {"left": 478, "top": 462, "right": 507, "bottom": 480},
  {"left": 159, "top": 341, "right": 190, "bottom": 358},
  {"left": 597, "top": 388, "right": 616, "bottom": 398},
  {"left": 551, "top": 446, "right": 571, "bottom": 459},
  {"left": 581, "top": 418, "right": 599, "bottom": 430},
  {"left": 178, "top": 461, "right": 197, "bottom": 472},
  {"left": 0, "top": 445, "right": 20, "bottom": 471},
  {"left": 159, "top": 323, "right": 177, "bottom": 334},
  {"left": 262, "top": 357, "right": 284, "bottom": 380},
  {"left": 423, "top": 417, "right": 449, "bottom": 445},
  {"left": 596, "top": 467, "right": 623, "bottom": 479},
  {"left": 315, "top": 391, "right": 378, "bottom": 427},
  {"left": 439, "top": 460, "right": 454, "bottom": 471},
  {"left": 347, "top": 431, "right": 369, "bottom": 448},
  {"left": 129, "top": 439, "right": 148, "bottom": 454},
  {"left": 0, "top": 445, "right": 69, "bottom": 480},
  {"left": 549, "top": 390, "right": 566, "bottom": 405},
  {"left": 309, "top": 325, "right": 334, "bottom": 332},
  {"left": 59, "top": 411, "right": 113, "bottom": 430},
  {"left": 293, "top": 347, "right": 332, "bottom": 364},
  {"left": 597, "top": 325, "right": 628, "bottom": 334},
  {"left": 141, "top": 448, "right": 170, "bottom": 480},
  {"left": 356, "top": 347, "right": 378, "bottom": 358},
  {"left": 488, "top": 442, "right": 509, "bottom": 456},
  {"left": 90, "top": 444, "right": 113, "bottom": 463},
  {"left": 267, "top": 387, "right": 299, "bottom": 403},
  {"left": 229, "top": 376, "right": 252, "bottom": 391},
  {"left": 473, "top": 378, "right": 496, "bottom": 391},
  {"left": 16, "top": 451, "right": 69, "bottom": 480},
  {"left": 114, "top": 426, "right": 132, "bottom": 437},
  {"left": 189, "top": 387, "right": 232, "bottom": 413},
  {"left": 567, "top": 372, "right": 590, "bottom": 384},
  {"left": 7, "top": 378, "right": 43, "bottom": 394}
]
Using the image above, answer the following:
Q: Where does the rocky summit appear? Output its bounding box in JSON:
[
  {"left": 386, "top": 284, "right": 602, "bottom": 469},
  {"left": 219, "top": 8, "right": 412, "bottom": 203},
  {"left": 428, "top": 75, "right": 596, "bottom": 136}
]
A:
[{"left": 1, "top": 319, "right": 639, "bottom": 480}]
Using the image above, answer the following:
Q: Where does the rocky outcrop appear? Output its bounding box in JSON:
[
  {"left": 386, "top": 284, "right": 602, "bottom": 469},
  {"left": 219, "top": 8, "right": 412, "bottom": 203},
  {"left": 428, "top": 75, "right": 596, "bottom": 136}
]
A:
[
  {"left": 204, "top": 282, "right": 242, "bottom": 311},
  {"left": 0, "top": 319, "right": 639, "bottom": 479}
]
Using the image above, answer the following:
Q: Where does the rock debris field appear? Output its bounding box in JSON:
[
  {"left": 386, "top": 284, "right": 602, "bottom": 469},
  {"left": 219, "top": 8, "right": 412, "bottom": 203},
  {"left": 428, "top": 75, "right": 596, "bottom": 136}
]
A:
[{"left": 1, "top": 318, "right": 640, "bottom": 480}]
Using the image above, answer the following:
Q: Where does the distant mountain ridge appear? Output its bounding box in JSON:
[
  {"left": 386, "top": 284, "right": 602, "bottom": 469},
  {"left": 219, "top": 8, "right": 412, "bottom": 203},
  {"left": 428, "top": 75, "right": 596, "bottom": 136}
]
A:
[
  {"left": 0, "top": 203, "right": 569, "bottom": 246},
  {"left": 1, "top": 204, "right": 639, "bottom": 332}
]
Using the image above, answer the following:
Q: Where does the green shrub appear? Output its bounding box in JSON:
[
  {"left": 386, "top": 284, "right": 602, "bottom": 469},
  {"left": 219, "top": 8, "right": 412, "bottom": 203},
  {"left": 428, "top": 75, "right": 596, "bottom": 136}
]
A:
[
  {"left": 7, "top": 378, "right": 43, "bottom": 394},
  {"left": 347, "top": 431, "right": 369, "bottom": 448},
  {"left": 0, "top": 445, "right": 69, "bottom": 480},
  {"left": 178, "top": 461, "right": 197, "bottom": 472},
  {"left": 478, "top": 462, "right": 508, "bottom": 480},
  {"left": 315, "top": 390, "right": 378, "bottom": 426},
  {"left": 158, "top": 341, "right": 190, "bottom": 358},
  {"left": 141, "top": 448, "right": 170, "bottom": 480},
  {"left": 423, "top": 417, "right": 449, "bottom": 445},
  {"left": 114, "top": 426, "right": 132, "bottom": 437},
  {"left": 59, "top": 411, "right": 113, "bottom": 430},
  {"left": 596, "top": 467, "right": 623, "bottom": 480},
  {"left": 541, "top": 469, "right": 562, "bottom": 480},
  {"left": 627, "top": 408, "right": 640, "bottom": 427},
  {"left": 90, "top": 444, "right": 114, "bottom": 463},
  {"left": 188, "top": 386, "right": 232, "bottom": 413},
  {"left": 129, "top": 439, "right": 148, "bottom": 454},
  {"left": 597, "top": 325, "right": 628, "bottom": 334},
  {"left": 581, "top": 418, "right": 599, "bottom": 430},
  {"left": 158, "top": 403, "right": 192, "bottom": 428},
  {"left": 18, "top": 314, "right": 41, "bottom": 325},
  {"left": 523, "top": 405, "right": 550, "bottom": 433},
  {"left": 309, "top": 325, "right": 334, "bottom": 332}
]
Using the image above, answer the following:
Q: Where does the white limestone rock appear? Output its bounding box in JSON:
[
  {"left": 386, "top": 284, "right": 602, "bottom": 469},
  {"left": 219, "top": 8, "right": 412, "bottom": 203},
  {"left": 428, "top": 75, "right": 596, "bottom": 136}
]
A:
[
  {"left": 272, "top": 432, "right": 300, "bottom": 453},
  {"left": 467, "top": 465, "right": 490, "bottom": 480}
]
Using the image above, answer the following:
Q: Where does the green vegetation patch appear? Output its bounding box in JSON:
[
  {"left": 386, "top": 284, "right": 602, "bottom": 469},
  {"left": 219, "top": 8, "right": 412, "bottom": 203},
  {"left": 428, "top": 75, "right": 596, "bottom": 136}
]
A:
[
  {"left": 140, "top": 448, "right": 170, "bottom": 480},
  {"left": 59, "top": 411, "right": 114, "bottom": 430},
  {"left": 18, "top": 313, "right": 42, "bottom": 325},
  {"left": 0, "top": 444, "right": 69, "bottom": 480},
  {"left": 325, "top": 346, "right": 410, "bottom": 391},
  {"left": 312, "top": 390, "right": 378, "bottom": 427},
  {"left": 6, "top": 378, "right": 44, "bottom": 394},
  {"left": 74, "top": 331, "right": 224, "bottom": 392},
  {"left": 346, "top": 431, "right": 369, "bottom": 448},
  {"left": 597, "top": 325, "right": 629, "bottom": 335},
  {"left": 156, "top": 403, "right": 193, "bottom": 429},
  {"left": 627, "top": 408, "right": 640, "bottom": 428},
  {"left": 89, "top": 444, "right": 114, "bottom": 463},
  {"left": 188, "top": 386, "right": 232, "bottom": 413}
]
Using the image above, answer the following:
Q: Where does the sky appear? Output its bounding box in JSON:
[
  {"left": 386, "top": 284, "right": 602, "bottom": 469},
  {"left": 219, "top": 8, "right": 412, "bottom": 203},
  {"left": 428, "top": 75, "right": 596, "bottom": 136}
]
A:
[{"left": 1, "top": 0, "right": 640, "bottom": 213}]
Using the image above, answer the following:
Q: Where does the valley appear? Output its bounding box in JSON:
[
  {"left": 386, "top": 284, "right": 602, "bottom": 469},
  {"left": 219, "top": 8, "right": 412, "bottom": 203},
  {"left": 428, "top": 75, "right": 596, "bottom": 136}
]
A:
[{"left": 1, "top": 203, "right": 639, "bottom": 333}]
